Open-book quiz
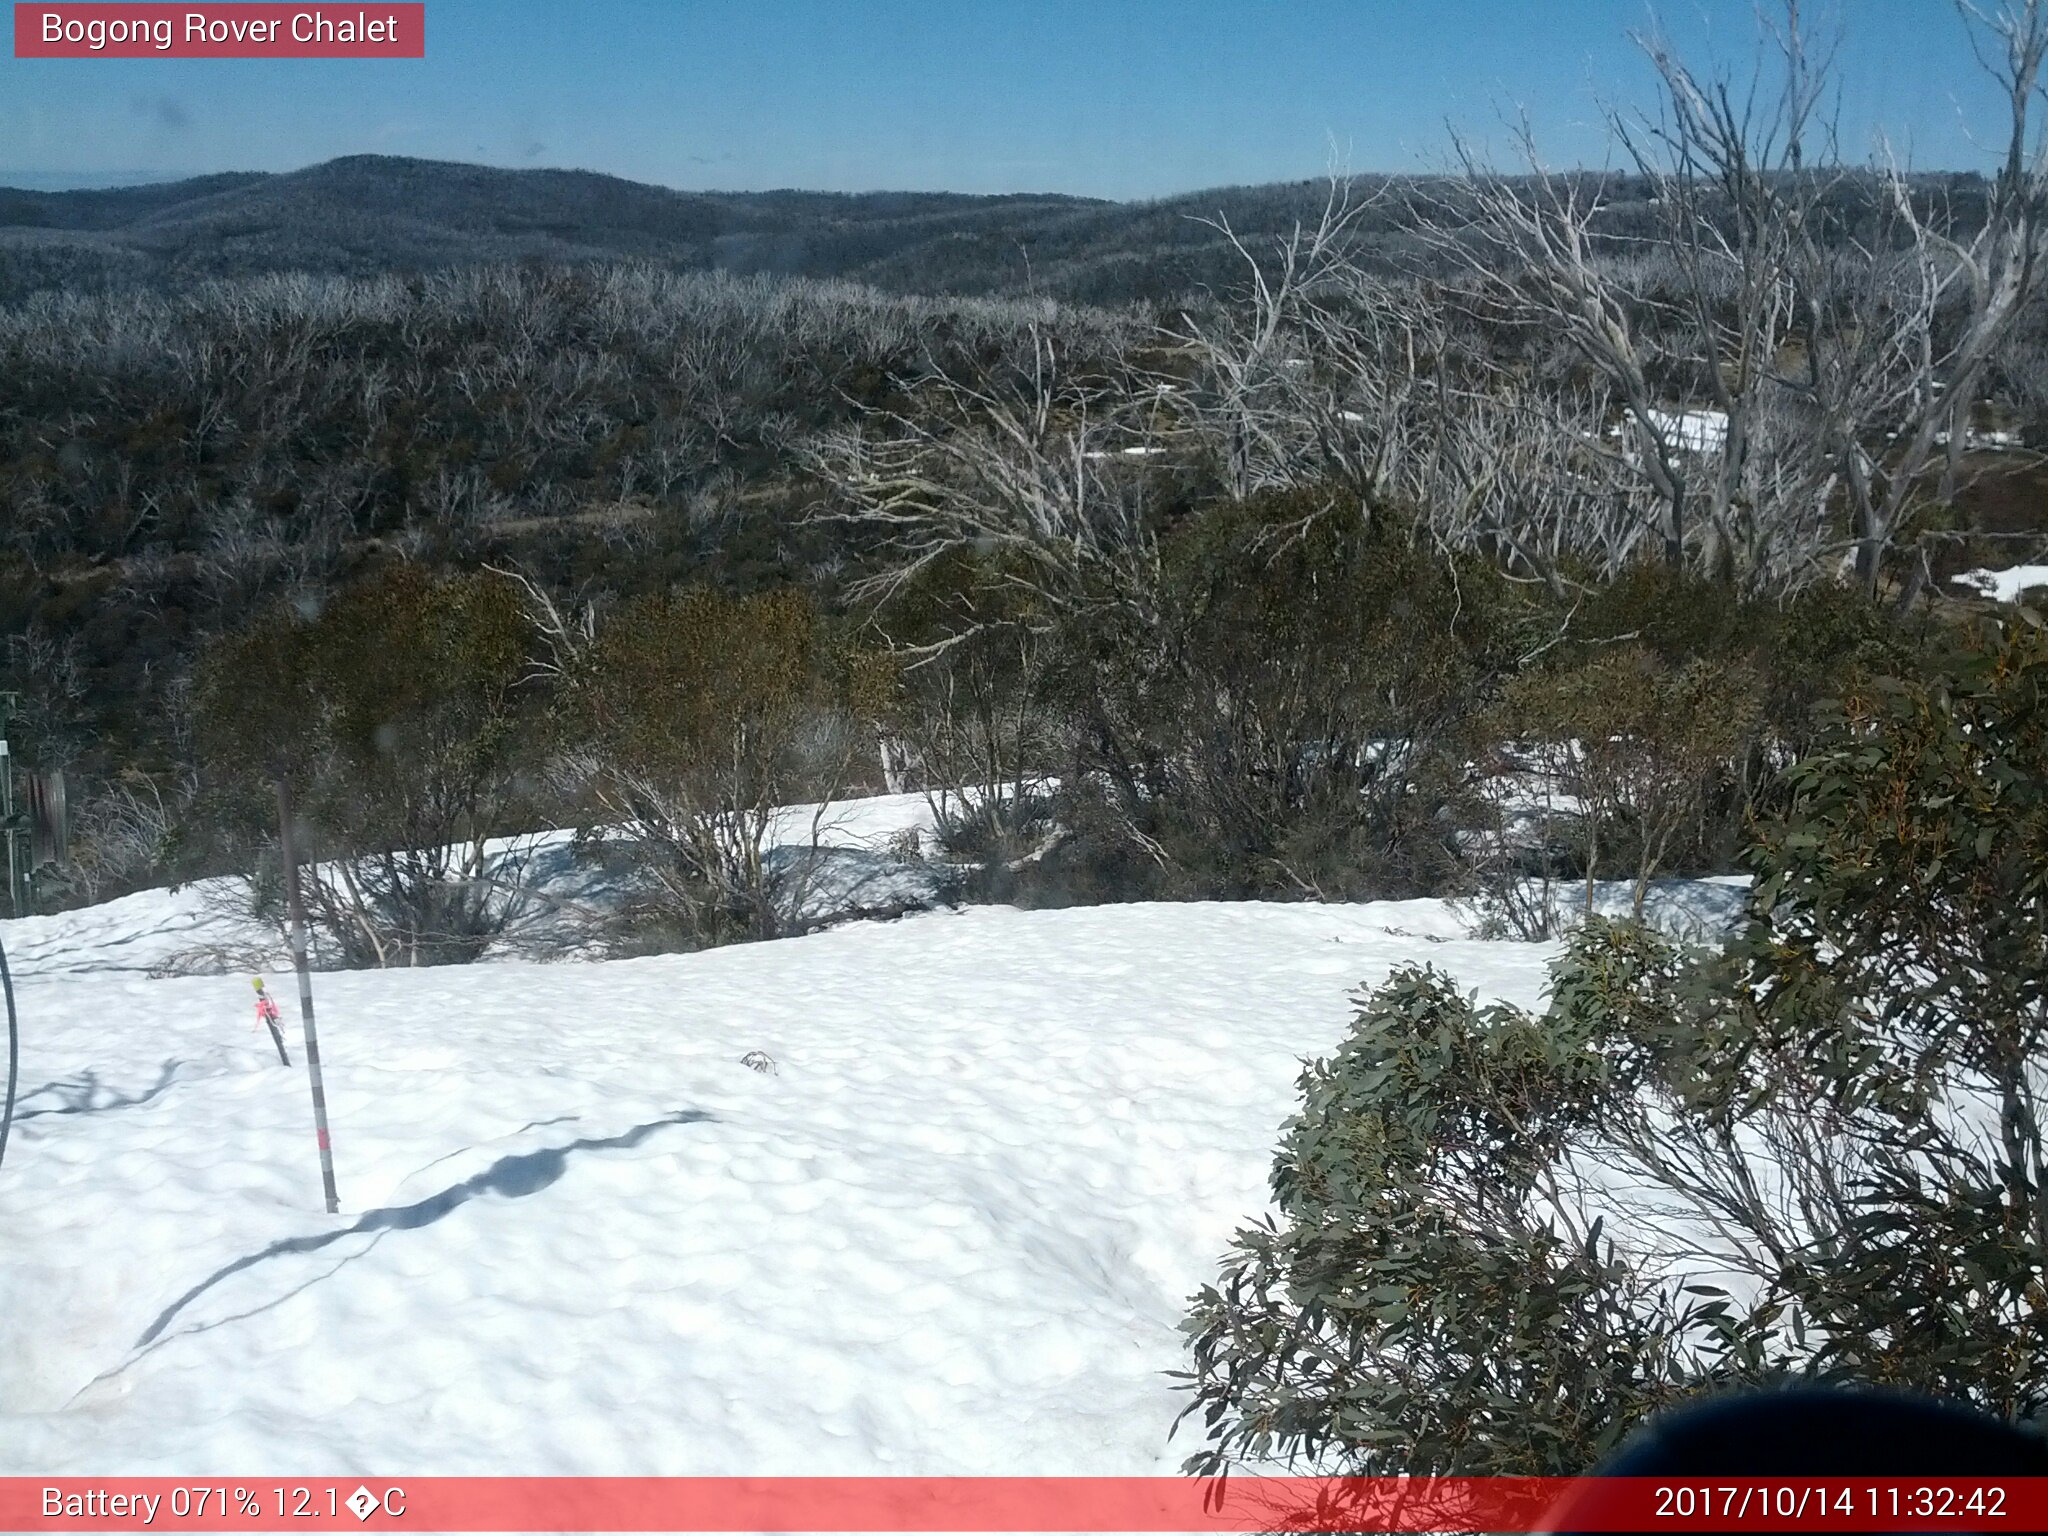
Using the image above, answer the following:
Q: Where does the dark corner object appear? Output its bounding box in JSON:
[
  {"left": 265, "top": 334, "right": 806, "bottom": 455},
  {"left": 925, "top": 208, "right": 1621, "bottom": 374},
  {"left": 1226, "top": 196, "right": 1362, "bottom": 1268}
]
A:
[{"left": 1546, "top": 1388, "right": 2048, "bottom": 1535}]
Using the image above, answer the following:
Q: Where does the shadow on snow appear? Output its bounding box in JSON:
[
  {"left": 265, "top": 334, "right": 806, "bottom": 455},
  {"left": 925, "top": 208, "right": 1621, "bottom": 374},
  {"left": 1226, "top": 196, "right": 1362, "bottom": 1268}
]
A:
[
  {"left": 134, "top": 1110, "right": 713, "bottom": 1348},
  {"left": 15, "top": 1061, "right": 183, "bottom": 1124}
]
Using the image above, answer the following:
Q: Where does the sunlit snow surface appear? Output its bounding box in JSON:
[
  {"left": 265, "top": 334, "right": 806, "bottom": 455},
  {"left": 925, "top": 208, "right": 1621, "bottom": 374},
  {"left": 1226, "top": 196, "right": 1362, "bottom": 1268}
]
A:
[
  {"left": 1954, "top": 563, "right": 2048, "bottom": 604},
  {"left": 0, "top": 829, "right": 1744, "bottom": 1476},
  {"left": 1643, "top": 408, "right": 1729, "bottom": 454},
  {"left": 0, "top": 793, "right": 945, "bottom": 982}
]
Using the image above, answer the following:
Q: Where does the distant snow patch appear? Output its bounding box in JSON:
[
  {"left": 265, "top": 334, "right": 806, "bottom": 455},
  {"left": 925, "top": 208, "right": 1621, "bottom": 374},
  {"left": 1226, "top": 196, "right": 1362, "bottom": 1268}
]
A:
[
  {"left": 1643, "top": 408, "right": 1729, "bottom": 454},
  {"left": 1953, "top": 564, "right": 2048, "bottom": 604}
]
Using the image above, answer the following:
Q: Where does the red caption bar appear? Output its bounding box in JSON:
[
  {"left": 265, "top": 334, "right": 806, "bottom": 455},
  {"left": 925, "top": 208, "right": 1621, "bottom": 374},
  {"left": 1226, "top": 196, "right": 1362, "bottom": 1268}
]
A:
[
  {"left": 3, "top": 1477, "right": 2047, "bottom": 1533},
  {"left": 14, "top": 4, "right": 423, "bottom": 57}
]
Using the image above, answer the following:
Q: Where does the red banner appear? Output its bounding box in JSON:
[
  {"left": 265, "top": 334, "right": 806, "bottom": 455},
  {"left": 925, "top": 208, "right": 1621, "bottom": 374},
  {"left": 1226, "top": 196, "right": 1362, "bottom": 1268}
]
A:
[
  {"left": 13, "top": 4, "right": 423, "bottom": 58},
  {"left": 3, "top": 1477, "right": 2045, "bottom": 1532}
]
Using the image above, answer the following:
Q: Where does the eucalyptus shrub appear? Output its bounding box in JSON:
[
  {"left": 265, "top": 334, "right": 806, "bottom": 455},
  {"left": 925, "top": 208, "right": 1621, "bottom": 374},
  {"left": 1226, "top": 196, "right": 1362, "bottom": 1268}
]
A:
[
  {"left": 564, "top": 585, "right": 892, "bottom": 947},
  {"left": 1177, "top": 965, "right": 1704, "bottom": 1476},
  {"left": 194, "top": 565, "right": 544, "bottom": 966},
  {"left": 1180, "top": 616, "right": 2048, "bottom": 1474}
]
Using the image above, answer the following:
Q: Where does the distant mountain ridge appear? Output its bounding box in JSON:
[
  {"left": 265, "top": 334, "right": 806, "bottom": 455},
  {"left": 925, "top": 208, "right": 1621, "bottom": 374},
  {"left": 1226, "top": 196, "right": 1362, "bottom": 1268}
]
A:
[
  {"left": 0, "top": 153, "right": 1403, "bottom": 306},
  {"left": 2, "top": 153, "right": 1975, "bottom": 308}
]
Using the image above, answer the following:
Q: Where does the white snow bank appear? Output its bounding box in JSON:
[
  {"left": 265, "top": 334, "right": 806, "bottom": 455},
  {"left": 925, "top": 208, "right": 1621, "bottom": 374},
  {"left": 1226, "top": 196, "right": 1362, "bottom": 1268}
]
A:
[
  {"left": 1934, "top": 426, "right": 2025, "bottom": 451},
  {"left": 0, "top": 894, "right": 1557, "bottom": 1476},
  {"left": 1, "top": 792, "right": 946, "bottom": 982},
  {"left": 1953, "top": 563, "right": 2048, "bottom": 604},
  {"left": 1604, "top": 408, "right": 1728, "bottom": 469},
  {"left": 1642, "top": 408, "right": 1728, "bottom": 454}
]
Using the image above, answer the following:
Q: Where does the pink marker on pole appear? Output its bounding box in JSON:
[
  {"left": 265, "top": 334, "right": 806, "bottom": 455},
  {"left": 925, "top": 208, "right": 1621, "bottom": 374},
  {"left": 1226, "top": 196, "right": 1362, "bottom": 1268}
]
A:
[{"left": 252, "top": 976, "right": 290, "bottom": 1066}]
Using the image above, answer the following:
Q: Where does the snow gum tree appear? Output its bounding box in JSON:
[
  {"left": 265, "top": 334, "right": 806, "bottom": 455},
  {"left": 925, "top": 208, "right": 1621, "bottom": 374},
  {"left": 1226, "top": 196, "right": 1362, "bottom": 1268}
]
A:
[
  {"left": 1068, "top": 489, "right": 1499, "bottom": 902},
  {"left": 1500, "top": 645, "right": 1763, "bottom": 917},
  {"left": 869, "top": 549, "right": 1066, "bottom": 876}
]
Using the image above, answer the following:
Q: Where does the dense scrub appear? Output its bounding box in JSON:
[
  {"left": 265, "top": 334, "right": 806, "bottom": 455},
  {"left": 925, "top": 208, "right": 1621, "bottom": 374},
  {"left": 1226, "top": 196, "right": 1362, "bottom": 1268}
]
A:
[
  {"left": 192, "top": 565, "right": 545, "bottom": 966},
  {"left": 0, "top": 265, "right": 1138, "bottom": 800},
  {"left": 887, "top": 497, "right": 1955, "bottom": 916},
  {"left": 1179, "top": 614, "right": 2048, "bottom": 1472},
  {"left": 132, "top": 468, "right": 1943, "bottom": 957},
  {"left": 9, "top": 3, "right": 2048, "bottom": 933}
]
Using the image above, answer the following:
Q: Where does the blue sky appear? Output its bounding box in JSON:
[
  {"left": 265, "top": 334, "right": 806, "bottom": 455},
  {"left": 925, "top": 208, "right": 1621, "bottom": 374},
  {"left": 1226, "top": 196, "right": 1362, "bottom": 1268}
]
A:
[{"left": 0, "top": 2, "right": 2001, "bottom": 199}]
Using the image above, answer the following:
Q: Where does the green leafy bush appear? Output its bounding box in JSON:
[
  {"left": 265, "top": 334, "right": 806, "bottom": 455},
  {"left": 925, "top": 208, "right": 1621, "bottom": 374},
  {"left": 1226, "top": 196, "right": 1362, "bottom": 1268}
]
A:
[
  {"left": 194, "top": 564, "right": 543, "bottom": 966},
  {"left": 563, "top": 585, "right": 889, "bottom": 947},
  {"left": 1500, "top": 645, "right": 1762, "bottom": 914},
  {"left": 1177, "top": 957, "right": 1714, "bottom": 1475},
  {"left": 1048, "top": 489, "right": 1516, "bottom": 902},
  {"left": 872, "top": 549, "right": 1069, "bottom": 881},
  {"left": 1180, "top": 615, "right": 2048, "bottom": 1473}
]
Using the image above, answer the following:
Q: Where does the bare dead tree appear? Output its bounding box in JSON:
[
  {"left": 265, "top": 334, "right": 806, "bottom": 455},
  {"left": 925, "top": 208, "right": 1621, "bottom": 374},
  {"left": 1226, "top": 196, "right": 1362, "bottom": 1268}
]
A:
[
  {"left": 62, "top": 768, "right": 195, "bottom": 903},
  {"left": 1420, "top": 379, "right": 1631, "bottom": 594},
  {"left": 1166, "top": 174, "right": 1390, "bottom": 501},
  {"left": 1844, "top": 0, "right": 2048, "bottom": 600},
  {"left": 1415, "top": 0, "right": 2048, "bottom": 597},
  {"left": 894, "top": 621, "right": 1066, "bottom": 867},
  {"left": 806, "top": 324, "right": 1166, "bottom": 652}
]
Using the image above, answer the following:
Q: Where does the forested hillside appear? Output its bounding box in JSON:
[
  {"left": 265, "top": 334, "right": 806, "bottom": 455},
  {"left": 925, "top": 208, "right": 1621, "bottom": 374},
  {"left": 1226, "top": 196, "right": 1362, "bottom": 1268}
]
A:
[
  {"left": 1, "top": 153, "right": 1991, "bottom": 307},
  {"left": 0, "top": 155, "right": 1342, "bottom": 304},
  {"left": 4, "top": 23, "right": 2047, "bottom": 938}
]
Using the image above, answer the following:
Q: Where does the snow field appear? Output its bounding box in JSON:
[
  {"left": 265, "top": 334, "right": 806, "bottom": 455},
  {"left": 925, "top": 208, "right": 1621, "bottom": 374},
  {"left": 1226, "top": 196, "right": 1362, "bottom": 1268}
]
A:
[{"left": 0, "top": 895, "right": 1552, "bottom": 1476}]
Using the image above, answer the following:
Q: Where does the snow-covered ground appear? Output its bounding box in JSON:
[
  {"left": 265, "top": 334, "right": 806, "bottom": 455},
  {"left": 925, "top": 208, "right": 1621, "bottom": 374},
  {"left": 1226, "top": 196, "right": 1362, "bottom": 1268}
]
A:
[
  {"left": 0, "top": 792, "right": 945, "bottom": 982},
  {"left": 0, "top": 890, "right": 1512, "bottom": 1476},
  {"left": 1643, "top": 407, "right": 1728, "bottom": 454},
  {"left": 0, "top": 802, "right": 1745, "bottom": 1477},
  {"left": 1954, "top": 562, "right": 2048, "bottom": 605}
]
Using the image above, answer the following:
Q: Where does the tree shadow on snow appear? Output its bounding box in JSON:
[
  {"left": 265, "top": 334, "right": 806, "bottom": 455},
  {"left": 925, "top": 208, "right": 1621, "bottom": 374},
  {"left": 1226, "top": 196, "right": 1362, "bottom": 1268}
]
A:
[
  {"left": 15, "top": 1061, "right": 182, "bottom": 1124},
  {"left": 133, "top": 1110, "right": 712, "bottom": 1348}
]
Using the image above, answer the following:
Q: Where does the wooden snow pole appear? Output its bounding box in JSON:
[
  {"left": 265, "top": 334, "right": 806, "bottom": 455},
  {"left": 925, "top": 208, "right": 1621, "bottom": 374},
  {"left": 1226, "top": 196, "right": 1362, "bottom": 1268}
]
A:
[{"left": 276, "top": 776, "right": 340, "bottom": 1215}]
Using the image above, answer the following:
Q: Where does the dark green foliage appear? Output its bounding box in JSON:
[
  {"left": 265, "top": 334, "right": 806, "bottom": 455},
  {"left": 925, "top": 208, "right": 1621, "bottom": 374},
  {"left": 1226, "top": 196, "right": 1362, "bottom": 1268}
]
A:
[
  {"left": 1745, "top": 618, "right": 2048, "bottom": 1067},
  {"left": 564, "top": 585, "right": 889, "bottom": 947},
  {"left": 1500, "top": 645, "right": 1763, "bottom": 913},
  {"left": 1492, "top": 569, "right": 1933, "bottom": 892},
  {"left": 872, "top": 549, "right": 1070, "bottom": 882},
  {"left": 1178, "top": 966, "right": 1699, "bottom": 1475},
  {"left": 1181, "top": 618, "right": 2048, "bottom": 1472},
  {"left": 1716, "top": 616, "right": 2048, "bottom": 1412},
  {"left": 1046, "top": 490, "right": 1514, "bottom": 902},
  {"left": 193, "top": 564, "right": 543, "bottom": 966},
  {"left": 573, "top": 587, "right": 838, "bottom": 791},
  {"left": 1544, "top": 552, "right": 1921, "bottom": 695},
  {"left": 1557, "top": 562, "right": 1755, "bottom": 666}
]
